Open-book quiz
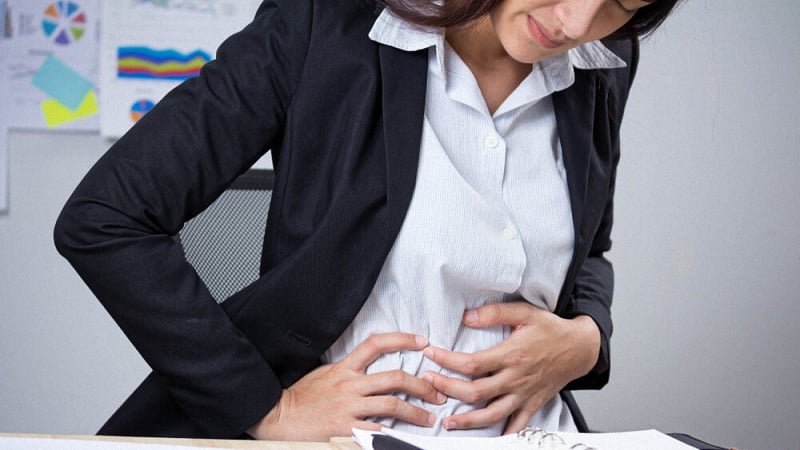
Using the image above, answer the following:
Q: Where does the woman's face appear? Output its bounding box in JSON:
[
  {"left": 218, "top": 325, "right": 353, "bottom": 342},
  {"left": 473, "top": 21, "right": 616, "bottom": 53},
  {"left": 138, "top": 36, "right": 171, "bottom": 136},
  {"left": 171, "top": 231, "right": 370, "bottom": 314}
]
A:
[{"left": 490, "top": 0, "right": 652, "bottom": 63}]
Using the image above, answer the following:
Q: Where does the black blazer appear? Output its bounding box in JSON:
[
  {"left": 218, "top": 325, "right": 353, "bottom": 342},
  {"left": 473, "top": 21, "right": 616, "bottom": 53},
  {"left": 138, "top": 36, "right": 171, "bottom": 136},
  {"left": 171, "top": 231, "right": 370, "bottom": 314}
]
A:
[{"left": 54, "top": 0, "right": 638, "bottom": 440}]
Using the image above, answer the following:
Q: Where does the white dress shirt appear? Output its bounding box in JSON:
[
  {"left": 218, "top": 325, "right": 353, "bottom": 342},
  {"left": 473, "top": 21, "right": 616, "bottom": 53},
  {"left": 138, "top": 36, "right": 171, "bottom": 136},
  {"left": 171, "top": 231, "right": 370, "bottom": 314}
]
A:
[{"left": 323, "top": 9, "right": 625, "bottom": 436}]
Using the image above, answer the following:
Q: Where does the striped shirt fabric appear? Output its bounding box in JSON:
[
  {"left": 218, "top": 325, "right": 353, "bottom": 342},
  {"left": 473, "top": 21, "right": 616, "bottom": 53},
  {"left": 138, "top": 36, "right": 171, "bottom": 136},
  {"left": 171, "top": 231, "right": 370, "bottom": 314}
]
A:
[{"left": 322, "top": 8, "right": 625, "bottom": 437}]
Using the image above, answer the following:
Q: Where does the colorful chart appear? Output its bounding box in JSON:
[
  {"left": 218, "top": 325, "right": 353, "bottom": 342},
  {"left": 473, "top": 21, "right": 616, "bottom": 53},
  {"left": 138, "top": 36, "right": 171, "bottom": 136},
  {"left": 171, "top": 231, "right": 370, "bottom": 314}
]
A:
[
  {"left": 42, "top": 1, "right": 87, "bottom": 45},
  {"left": 117, "top": 46, "right": 211, "bottom": 81},
  {"left": 129, "top": 98, "right": 155, "bottom": 122}
]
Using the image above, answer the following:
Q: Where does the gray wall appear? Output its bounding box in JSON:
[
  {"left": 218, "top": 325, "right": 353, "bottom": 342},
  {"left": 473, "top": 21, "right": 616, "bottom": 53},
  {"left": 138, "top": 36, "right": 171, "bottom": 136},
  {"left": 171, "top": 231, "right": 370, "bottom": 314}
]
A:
[
  {"left": 1, "top": 1, "right": 798, "bottom": 449},
  {"left": 572, "top": 2, "right": 800, "bottom": 450}
]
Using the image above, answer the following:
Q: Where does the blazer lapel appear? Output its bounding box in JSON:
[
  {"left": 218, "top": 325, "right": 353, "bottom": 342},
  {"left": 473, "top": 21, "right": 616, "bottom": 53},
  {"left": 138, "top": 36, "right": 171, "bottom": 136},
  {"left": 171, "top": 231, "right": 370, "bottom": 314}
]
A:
[
  {"left": 378, "top": 44, "right": 428, "bottom": 239},
  {"left": 553, "top": 69, "right": 598, "bottom": 244},
  {"left": 553, "top": 69, "right": 599, "bottom": 315}
]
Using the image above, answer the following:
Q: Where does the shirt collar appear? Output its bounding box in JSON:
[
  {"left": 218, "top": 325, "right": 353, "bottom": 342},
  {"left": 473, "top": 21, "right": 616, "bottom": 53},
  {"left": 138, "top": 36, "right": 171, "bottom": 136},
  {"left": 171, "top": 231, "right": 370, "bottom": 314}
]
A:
[{"left": 368, "top": 8, "right": 626, "bottom": 72}]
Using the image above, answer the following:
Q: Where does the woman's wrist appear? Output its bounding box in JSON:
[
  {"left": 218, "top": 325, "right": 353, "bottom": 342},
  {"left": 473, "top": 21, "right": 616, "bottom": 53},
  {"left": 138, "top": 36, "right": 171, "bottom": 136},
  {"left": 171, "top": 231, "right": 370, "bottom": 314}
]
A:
[
  {"left": 246, "top": 390, "right": 287, "bottom": 440},
  {"left": 567, "top": 315, "right": 602, "bottom": 377}
]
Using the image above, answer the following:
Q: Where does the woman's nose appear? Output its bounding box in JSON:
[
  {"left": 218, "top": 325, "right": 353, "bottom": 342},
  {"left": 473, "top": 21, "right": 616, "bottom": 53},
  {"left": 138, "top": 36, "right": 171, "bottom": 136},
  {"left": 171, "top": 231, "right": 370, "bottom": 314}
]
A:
[{"left": 555, "top": 0, "right": 604, "bottom": 41}]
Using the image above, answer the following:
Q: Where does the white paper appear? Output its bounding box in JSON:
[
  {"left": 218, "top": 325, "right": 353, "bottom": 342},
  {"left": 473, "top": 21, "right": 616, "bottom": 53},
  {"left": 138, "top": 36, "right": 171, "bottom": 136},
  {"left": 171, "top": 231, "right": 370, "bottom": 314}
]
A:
[
  {"left": 558, "top": 429, "right": 697, "bottom": 450},
  {"left": 99, "top": 0, "right": 261, "bottom": 138},
  {"left": 354, "top": 427, "right": 697, "bottom": 450}
]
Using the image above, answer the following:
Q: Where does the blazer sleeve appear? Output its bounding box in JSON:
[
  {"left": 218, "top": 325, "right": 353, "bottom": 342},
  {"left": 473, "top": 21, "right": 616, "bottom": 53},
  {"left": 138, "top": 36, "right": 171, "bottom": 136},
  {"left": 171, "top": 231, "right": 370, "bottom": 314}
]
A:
[
  {"left": 53, "top": 0, "right": 311, "bottom": 438},
  {"left": 563, "top": 37, "right": 639, "bottom": 390}
]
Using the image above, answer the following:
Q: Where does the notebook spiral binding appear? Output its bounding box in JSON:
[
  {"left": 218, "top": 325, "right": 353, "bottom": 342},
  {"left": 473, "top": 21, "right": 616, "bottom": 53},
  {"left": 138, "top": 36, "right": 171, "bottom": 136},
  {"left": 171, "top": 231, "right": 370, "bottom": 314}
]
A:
[{"left": 517, "top": 427, "right": 596, "bottom": 450}]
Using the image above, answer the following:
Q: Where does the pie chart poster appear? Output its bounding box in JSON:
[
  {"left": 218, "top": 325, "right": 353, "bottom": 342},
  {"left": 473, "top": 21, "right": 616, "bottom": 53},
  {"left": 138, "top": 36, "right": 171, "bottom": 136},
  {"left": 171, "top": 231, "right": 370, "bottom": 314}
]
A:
[{"left": 0, "top": 0, "right": 101, "bottom": 131}]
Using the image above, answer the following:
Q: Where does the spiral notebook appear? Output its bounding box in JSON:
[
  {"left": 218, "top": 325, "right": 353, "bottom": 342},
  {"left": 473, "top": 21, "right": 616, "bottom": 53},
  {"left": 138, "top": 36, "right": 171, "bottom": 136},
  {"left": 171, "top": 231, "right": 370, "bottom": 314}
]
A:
[{"left": 353, "top": 427, "right": 698, "bottom": 450}]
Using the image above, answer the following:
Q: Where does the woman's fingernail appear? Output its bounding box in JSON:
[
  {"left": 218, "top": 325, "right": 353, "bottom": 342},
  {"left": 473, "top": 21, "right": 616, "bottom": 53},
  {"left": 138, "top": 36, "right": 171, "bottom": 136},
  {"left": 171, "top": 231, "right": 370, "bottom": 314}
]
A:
[
  {"left": 415, "top": 335, "right": 428, "bottom": 347},
  {"left": 437, "top": 392, "right": 446, "bottom": 403},
  {"left": 428, "top": 413, "right": 437, "bottom": 426},
  {"left": 423, "top": 372, "right": 434, "bottom": 383},
  {"left": 443, "top": 419, "right": 455, "bottom": 430},
  {"left": 464, "top": 310, "right": 479, "bottom": 324},
  {"left": 423, "top": 347, "right": 434, "bottom": 359}
]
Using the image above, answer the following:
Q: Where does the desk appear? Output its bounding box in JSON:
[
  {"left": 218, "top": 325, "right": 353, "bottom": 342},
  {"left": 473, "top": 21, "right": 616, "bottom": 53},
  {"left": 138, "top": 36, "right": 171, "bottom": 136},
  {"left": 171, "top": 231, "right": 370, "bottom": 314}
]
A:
[{"left": 0, "top": 433, "right": 360, "bottom": 450}]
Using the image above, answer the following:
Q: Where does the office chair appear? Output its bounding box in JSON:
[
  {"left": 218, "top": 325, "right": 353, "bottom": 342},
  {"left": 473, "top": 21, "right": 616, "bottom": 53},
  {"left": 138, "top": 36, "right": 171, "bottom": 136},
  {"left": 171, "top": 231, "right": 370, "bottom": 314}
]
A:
[
  {"left": 177, "top": 169, "right": 274, "bottom": 303},
  {"left": 561, "top": 391, "right": 590, "bottom": 432}
]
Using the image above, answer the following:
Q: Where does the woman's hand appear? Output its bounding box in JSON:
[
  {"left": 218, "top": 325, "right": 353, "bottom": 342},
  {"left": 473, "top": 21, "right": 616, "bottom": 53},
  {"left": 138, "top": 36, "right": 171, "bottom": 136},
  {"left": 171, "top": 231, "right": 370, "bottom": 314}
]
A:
[
  {"left": 421, "top": 302, "right": 600, "bottom": 434},
  {"left": 247, "top": 332, "right": 444, "bottom": 441}
]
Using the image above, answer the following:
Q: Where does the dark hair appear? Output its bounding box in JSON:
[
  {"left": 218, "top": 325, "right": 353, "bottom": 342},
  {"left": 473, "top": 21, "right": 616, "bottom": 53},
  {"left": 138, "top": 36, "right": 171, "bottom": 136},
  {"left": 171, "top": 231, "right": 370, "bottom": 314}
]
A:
[{"left": 376, "top": 0, "right": 683, "bottom": 39}]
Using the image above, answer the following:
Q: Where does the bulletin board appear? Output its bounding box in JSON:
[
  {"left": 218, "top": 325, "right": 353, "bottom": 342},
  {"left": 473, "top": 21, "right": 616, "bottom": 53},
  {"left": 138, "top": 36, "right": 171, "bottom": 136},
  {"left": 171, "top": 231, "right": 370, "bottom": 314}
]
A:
[{"left": 0, "top": 0, "right": 261, "bottom": 212}]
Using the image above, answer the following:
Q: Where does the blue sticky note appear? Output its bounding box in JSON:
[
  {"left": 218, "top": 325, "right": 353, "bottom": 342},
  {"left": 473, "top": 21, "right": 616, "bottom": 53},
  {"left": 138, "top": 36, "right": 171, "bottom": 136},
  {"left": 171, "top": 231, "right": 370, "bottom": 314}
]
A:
[{"left": 31, "top": 55, "right": 94, "bottom": 111}]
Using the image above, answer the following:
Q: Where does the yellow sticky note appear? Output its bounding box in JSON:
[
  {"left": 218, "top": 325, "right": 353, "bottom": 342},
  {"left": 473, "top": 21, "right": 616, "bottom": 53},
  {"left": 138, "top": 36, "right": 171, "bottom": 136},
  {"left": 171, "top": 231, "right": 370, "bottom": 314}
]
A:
[{"left": 41, "top": 89, "right": 99, "bottom": 127}]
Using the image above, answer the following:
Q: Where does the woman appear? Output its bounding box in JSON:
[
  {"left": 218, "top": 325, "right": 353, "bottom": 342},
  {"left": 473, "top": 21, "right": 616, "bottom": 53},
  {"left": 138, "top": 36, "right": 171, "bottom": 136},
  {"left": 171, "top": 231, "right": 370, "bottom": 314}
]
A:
[{"left": 54, "top": 0, "right": 681, "bottom": 441}]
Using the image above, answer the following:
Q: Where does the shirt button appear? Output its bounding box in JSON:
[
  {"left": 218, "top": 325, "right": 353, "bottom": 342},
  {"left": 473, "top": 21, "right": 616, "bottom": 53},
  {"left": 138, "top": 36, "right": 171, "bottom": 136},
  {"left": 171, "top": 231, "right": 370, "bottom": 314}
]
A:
[
  {"left": 484, "top": 134, "right": 500, "bottom": 149},
  {"left": 503, "top": 227, "right": 517, "bottom": 241}
]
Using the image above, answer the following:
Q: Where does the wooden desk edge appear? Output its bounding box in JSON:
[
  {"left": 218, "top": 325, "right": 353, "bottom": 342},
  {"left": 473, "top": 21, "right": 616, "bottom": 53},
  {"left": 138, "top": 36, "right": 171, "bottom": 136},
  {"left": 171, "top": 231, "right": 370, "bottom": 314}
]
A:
[{"left": 0, "top": 433, "right": 360, "bottom": 450}]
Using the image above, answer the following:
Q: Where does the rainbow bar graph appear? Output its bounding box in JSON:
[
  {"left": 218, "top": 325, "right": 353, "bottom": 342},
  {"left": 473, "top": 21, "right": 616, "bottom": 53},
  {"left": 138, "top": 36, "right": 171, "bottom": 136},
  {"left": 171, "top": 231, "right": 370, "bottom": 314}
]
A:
[{"left": 117, "top": 46, "right": 211, "bottom": 81}]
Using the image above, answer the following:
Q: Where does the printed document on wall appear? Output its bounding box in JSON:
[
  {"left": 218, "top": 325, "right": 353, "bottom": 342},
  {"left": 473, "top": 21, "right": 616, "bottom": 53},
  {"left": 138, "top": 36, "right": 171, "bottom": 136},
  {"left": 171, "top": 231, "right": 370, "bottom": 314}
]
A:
[
  {"left": 0, "top": 0, "right": 101, "bottom": 131},
  {"left": 0, "top": 124, "right": 7, "bottom": 212},
  {"left": 99, "top": 0, "right": 261, "bottom": 138},
  {"left": 1, "top": 52, "right": 7, "bottom": 212}
]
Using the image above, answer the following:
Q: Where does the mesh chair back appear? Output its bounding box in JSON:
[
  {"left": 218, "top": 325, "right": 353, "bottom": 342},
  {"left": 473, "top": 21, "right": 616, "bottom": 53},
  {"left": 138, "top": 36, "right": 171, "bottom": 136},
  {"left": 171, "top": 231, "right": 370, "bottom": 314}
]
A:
[{"left": 177, "top": 169, "right": 274, "bottom": 303}]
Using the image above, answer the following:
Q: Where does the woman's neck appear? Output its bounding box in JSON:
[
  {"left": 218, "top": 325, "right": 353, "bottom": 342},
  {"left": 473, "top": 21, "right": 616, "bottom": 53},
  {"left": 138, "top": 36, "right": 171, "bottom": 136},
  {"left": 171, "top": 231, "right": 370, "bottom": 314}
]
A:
[{"left": 446, "top": 17, "right": 532, "bottom": 115}]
